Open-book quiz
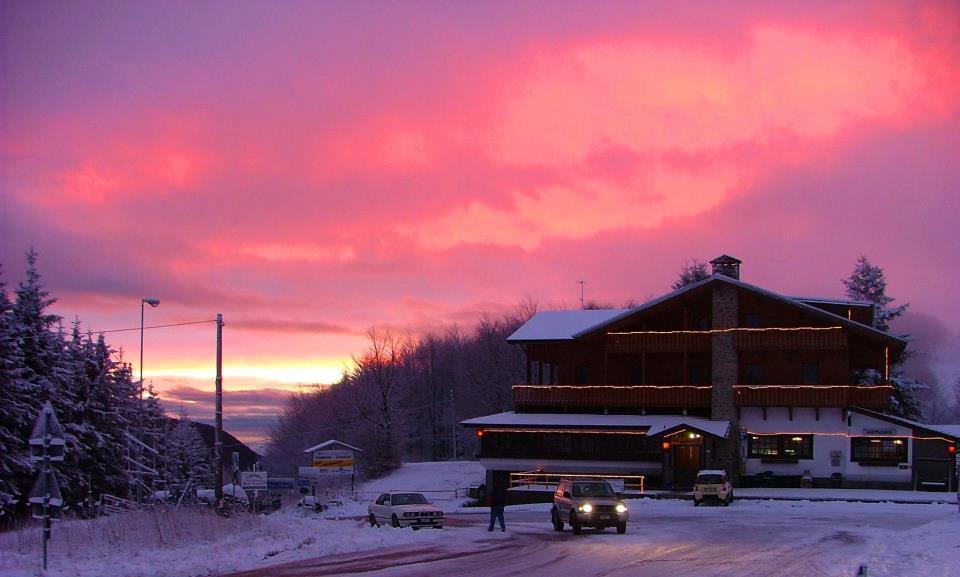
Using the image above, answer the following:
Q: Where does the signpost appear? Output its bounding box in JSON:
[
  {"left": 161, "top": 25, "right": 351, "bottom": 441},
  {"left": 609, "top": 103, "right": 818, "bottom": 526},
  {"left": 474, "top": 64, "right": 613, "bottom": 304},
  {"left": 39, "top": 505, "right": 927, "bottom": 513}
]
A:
[
  {"left": 240, "top": 471, "right": 268, "bottom": 491},
  {"left": 300, "top": 440, "right": 363, "bottom": 492},
  {"left": 311, "top": 450, "right": 355, "bottom": 474},
  {"left": 28, "top": 401, "right": 66, "bottom": 572}
]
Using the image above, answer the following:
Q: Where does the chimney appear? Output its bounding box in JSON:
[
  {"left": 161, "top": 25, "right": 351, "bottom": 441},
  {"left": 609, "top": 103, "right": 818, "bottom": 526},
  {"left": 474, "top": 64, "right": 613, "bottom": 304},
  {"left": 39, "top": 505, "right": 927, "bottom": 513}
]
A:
[{"left": 710, "top": 254, "right": 742, "bottom": 279}]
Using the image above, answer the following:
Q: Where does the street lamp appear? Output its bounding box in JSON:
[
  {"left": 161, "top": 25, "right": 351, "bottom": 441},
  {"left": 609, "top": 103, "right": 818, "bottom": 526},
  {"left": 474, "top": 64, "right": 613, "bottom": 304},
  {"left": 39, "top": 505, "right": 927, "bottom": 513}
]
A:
[{"left": 140, "top": 298, "right": 160, "bottom": 399}]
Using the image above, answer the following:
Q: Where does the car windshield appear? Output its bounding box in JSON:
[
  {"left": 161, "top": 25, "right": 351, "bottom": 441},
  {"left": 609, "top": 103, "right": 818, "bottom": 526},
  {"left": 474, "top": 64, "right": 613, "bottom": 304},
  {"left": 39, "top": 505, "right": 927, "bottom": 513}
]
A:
[
  {"left": 572, "top": 482, "right": 615, "bottom": 498},
  {"left": 697, "top": 474, "right": 724, "bottom": 484},
  {"left": 391, "top": 493, "right": 429, "bottom": 505}
]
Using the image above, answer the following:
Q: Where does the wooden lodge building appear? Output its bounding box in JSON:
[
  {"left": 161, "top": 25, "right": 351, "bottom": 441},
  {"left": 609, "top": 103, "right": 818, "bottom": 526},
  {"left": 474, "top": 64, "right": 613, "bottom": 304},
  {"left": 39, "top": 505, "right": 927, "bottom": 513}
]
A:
[{"left": 463, "top": 256, "right": 959, "bottom": 492}]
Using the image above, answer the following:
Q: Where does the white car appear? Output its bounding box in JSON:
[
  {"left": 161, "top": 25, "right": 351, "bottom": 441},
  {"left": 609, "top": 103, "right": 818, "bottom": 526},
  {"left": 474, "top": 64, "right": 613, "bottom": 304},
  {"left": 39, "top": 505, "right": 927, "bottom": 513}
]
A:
[
  {"left": 693, "top": 470, "right": 734, "bottom": 506},
  {"left": 368, "top": 492, "right": 443, "bottom": 529}
]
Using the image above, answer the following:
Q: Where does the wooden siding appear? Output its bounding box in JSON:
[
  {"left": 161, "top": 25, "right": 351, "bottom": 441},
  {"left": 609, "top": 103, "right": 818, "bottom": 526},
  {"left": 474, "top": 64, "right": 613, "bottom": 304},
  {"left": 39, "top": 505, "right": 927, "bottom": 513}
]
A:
[
  {"left": 606, "top": 333, "right": 711, "bottom": 353},
  {"left": 513, "top": 384, "right": 892, "bottom": 410},
  {"left": 734, "top": 330, "right": 847, "bottom": 350},
  {"left": 513, "top": 385, "right": 712, "bottom": 409},
  {"left": 734, "top": 385, "right": 890, "bottom": 409}
]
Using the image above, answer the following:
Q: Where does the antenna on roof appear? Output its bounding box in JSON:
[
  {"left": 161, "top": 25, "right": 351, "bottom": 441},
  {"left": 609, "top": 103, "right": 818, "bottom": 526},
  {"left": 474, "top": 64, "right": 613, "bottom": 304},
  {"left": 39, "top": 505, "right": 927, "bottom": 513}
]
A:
[{"left": 577, "top": 280, "right": 585, "bottom": 310}]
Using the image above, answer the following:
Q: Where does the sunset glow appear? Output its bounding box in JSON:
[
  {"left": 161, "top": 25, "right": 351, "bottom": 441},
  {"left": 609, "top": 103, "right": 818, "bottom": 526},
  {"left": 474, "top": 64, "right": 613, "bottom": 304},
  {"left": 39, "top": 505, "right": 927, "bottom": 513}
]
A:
[{"left": 2, "top": 0, "right": 958, "bottom": 446}]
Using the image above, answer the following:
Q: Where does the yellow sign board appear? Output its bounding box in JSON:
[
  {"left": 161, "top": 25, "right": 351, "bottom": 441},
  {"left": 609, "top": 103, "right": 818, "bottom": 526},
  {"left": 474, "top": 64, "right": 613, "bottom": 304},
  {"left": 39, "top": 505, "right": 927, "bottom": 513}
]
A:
[{"left": 313, "top": 458, "right": 354, "bottom": 468}]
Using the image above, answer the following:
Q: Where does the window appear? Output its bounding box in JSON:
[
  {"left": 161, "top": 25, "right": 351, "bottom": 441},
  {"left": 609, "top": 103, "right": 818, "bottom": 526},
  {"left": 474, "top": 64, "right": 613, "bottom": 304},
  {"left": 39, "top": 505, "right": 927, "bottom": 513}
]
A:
[
  {"left": 744, "top": 363, "right": 763, "bottom": 385},
  {"left": 748, "top": 434, "right": 813, "bottom": 460},
  {"left": 801, "top": 362, "right": 819, "bottom": 385},
  {"left": 692, "top": 315, "right": 710, "bottom": 330},
  {"left": 851, "top": 437, "right": 908, "bottom": 464},
  {"left": 744, "top": 313, "right": 761, "bottom": 328},
  {"left": 690, "top": 364, "right": 712, "bottom": 385},
  {"left": 575, "top": 365, "right": 591, "bottom": 385}
]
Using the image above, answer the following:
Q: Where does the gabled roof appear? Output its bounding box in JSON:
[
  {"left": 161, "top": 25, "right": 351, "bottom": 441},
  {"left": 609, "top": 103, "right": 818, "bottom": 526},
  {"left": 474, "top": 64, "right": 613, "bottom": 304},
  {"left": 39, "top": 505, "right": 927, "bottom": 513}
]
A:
[
  {"left": 792, "top": 296, "right": 874, "bottom": 309},
  {"left": 460, "top": 411, "right": 731, "bottom": 439},
  {"left": 303, "top": 439, "right": 364, "bottom": 453},
  {"left": 508, "top": 274, "right": 906, "bottom": 349},
  {"left": 507, "top": 309, "right": 629, "bottom": 342}
]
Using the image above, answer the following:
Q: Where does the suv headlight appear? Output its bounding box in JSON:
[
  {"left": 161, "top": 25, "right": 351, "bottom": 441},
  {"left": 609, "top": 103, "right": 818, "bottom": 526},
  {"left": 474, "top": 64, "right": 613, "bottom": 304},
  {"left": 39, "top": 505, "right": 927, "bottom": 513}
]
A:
[
  {"left": 616, "top": 503, "right": 628, "bottom": 514},
  {"left": 578, "top": 503, "right": 593, "bottom": 513}
]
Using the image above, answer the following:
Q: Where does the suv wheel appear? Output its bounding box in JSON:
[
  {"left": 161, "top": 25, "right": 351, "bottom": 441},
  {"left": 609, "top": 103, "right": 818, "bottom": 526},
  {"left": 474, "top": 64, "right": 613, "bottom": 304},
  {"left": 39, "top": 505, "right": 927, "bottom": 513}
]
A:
[
  {"left": 369, "top": 513, "right": 378, "bottom": 527},
  {"left": 551, "top": 508, "right": 564, "bottom": 532},
  {"left": 570, "top": 512, "right": 582, "bottom": 535},
  {"left": 694, "top": 498, "right": 701, "bottom": 507},
  {"left": 617, "top": 522, "right": 626, "bottom": 534},
  {"left": 391, "top": 514, "right": 400, "bottom": 528}
]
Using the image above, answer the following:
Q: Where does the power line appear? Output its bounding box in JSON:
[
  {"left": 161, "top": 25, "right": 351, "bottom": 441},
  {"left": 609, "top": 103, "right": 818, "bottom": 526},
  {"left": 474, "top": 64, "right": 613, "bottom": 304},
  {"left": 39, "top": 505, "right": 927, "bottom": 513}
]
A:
[{"left": 95, "top": 319, "right": 218, "bottom": 334}]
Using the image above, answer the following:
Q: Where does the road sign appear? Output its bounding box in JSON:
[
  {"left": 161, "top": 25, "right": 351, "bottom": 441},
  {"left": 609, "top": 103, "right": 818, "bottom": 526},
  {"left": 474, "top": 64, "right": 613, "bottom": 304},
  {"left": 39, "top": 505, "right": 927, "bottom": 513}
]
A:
[
  {"left": 310, "top": 450, "right": 355, "bottom": 474},
  {"left": 29, "top": 402, "right": 65, "bottom": 462},
  {"left": 267, "top": 477, "right": 295, "bottom": 491},
  {"left": 240, "top": 471, "right": 268, "bottom": 490},
  {"left": 28, "top": 469, "right": 63, "bottom": 515}
]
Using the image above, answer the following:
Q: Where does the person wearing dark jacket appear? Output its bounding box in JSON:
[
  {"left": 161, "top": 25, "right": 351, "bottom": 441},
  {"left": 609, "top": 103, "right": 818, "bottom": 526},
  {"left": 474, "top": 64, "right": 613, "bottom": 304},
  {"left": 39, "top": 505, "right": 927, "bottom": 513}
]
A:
[{"left": 487, "top": 484, "right": 507, "bottom": 532}]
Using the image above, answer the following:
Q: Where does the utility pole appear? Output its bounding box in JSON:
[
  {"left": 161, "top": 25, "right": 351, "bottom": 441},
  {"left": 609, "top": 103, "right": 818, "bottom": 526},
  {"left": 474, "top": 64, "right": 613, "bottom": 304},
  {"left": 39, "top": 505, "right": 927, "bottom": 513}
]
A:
[
  {"left": 577, "top": 280, "right": 585, "bottom": 309},
  {"left": 214, "top": 313, "right": 224, "bottom": 509},
  {"left": 449, "top": 390, "right": 457, "bottom": 459}
]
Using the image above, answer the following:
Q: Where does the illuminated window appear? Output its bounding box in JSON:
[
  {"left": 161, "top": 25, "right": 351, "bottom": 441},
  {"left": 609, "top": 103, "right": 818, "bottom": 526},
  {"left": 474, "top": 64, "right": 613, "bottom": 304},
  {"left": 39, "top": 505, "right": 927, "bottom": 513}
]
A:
[
  {"left": 851, "top": 437, "right": 908, "bottom": 464},
  {"left": 748, "top": 434, "right": 813, "bottom": 460}
]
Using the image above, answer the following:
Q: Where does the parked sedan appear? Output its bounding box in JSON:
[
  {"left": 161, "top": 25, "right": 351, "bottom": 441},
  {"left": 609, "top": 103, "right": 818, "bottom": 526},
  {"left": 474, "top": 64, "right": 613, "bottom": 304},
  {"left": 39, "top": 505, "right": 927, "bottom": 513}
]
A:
[{"left": 368, "top": 492, "right": 444, "bottom": 529}]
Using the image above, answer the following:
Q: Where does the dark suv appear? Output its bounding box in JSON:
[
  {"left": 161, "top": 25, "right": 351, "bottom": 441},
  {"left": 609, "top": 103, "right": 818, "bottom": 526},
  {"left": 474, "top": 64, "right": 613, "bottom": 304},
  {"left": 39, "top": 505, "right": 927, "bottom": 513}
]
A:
[{"left": 551, "top": 478, "right": 629, "bottom": 534}]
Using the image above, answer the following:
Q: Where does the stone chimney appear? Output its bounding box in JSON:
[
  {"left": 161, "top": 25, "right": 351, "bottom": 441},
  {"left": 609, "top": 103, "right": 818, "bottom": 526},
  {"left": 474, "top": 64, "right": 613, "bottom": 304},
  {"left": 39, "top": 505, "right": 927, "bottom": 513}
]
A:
[{"left": 710, "top": 254, "right": 742, "bottom": 280}]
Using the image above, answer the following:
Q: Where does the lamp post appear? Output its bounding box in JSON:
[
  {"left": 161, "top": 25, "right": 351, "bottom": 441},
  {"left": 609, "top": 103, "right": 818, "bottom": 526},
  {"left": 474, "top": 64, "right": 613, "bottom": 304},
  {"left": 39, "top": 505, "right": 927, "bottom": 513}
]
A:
[{"left": 140, "top": 298, "right": 160, "bottom": 399}]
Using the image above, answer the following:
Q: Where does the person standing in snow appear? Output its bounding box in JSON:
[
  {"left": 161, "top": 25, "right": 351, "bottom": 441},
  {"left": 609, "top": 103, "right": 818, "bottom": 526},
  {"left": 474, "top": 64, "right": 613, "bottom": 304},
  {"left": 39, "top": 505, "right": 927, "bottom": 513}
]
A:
[{"left": 487, "top": 483, "right": 507, "bottom": 532}]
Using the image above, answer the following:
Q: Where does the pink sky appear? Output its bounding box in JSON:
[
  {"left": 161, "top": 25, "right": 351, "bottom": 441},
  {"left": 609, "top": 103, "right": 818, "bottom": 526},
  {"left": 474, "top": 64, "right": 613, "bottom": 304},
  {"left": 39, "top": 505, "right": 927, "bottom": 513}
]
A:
[{"left": 2, "top": 1, "right": 959, "bottom": 446}]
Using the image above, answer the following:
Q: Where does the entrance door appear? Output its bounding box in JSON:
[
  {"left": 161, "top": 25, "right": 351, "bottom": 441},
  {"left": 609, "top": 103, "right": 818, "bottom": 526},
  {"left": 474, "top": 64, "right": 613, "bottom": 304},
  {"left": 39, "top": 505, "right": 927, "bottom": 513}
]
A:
[
  {"left": 673, "top": 445, "right": 701, "bottom": 488},
  {"left": 916, "top": 459, "right": 951, "bottom": 492}
]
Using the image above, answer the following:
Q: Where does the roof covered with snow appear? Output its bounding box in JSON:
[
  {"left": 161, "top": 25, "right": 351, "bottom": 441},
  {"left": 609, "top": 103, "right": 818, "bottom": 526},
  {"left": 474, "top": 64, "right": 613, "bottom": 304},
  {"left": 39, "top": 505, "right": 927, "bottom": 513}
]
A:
[
  {"left": 461, "top": 412, "right": 730, "bottom": 438},
  {"left": 849, "top": 407, "right": 960, "bottom": 441},
  {"left": 303, "top": 439, "right": 364, "bottom": 453},
  {"left": 507, "top": 309, "right": 629, "bottom": 342},
  {"left": 507, "top": 274, "right": 905, "bottom": 348}
]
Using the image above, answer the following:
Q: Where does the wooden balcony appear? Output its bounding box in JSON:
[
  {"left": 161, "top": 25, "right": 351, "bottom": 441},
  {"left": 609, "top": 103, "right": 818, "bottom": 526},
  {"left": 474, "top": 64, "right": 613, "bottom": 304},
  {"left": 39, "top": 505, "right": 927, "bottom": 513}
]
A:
[
  {"left": 513, "top": 385, "right": 712, "bottom": 410},
  {"left": 606, "top": 328, "right": 847, "bottom": 353},
  {"left": 606, "top": 332, "right": 711, "bottom": 353},
  {"left": 513, "top": 384, "right": 892, "bottom": 411},
  {"left": 734, "top": 329, "right": 847, "bottom": 350},
  {"left": 734, "top": 385, "right": 891, "bottom": 409}
]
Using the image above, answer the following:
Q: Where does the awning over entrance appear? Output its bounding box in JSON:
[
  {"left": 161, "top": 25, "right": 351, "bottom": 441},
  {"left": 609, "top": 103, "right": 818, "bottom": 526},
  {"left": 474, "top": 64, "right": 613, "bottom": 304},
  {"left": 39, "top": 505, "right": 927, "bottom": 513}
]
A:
[{"left": 461, "top": 412, "right": 730, "bottom": 439}]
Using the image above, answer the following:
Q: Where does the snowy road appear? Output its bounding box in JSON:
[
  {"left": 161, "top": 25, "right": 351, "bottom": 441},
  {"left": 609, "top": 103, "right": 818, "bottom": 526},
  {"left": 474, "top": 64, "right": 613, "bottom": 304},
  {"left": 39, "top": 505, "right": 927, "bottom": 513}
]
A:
[{"left": 222, "top": 501, "right": 957, "bottom": 577}]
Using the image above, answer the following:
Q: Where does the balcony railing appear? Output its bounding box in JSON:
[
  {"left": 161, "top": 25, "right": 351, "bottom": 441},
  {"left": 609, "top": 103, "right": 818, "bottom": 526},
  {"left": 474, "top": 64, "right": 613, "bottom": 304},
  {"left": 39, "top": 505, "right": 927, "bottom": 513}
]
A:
[
  {"left": 605, "top": 328, "right": 847, "bottom": 353},
  {"left": 513, "top": 384, "right": 892, "bottom": 411},
  {"left": 734, "top": 385, "right": 891, "bottom": 409},
  {"left": 734, "top": 329, "right": 847, "bottom": 350},
  {"left": 606, "top": 332, "right": 711, "bottom": 353},
  {"left": 513, "top": 385, "right": 712, "bottom": 409}
]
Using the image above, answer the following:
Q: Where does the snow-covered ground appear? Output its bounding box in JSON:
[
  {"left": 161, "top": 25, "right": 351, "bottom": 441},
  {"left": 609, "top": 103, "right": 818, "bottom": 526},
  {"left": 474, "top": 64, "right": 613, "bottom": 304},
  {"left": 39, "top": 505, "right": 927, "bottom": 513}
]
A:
[{"left": 1, "top": 461, "right": 956, "bottom": 577}]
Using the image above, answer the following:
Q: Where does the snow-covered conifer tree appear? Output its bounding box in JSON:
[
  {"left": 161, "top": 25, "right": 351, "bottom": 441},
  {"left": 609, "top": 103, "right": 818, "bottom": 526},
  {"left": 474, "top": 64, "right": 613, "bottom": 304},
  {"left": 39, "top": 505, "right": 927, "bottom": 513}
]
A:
[
  {"left": 0, "top": 265, "right": 31, "bottom": 512},
  {"left": 167, "top": 417, "right": 214, "bottom": 487},
  {"left": 843, "top": 256, "right": 923, "bottom": 420},
  {"left": 672, "top": 259, "right": 709, "bottom": 290}
]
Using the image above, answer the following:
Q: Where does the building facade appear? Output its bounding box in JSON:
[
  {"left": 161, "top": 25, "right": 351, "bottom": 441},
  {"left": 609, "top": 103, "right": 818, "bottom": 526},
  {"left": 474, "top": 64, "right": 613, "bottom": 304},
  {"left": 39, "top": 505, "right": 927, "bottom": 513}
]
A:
[{"left": 463, "top": 256, "right": 958, "bottom": 491}]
